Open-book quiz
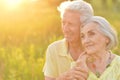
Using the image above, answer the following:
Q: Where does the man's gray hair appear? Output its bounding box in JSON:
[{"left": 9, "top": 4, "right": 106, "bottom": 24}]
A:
[
  {"left": 57, "top": 0, "right": 94, "bottom": 23},
  {"left": 82, "top": 16, "right": 118, "bottom": 50}
]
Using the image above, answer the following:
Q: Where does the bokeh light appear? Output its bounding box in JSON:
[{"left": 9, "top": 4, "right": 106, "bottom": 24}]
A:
[{"left": 4, "top": 0, "right": 23, "bottom": 10}]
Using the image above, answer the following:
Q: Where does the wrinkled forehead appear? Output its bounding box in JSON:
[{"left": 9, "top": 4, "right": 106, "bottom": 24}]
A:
[
  {"left": 62, "top": 10, "right": 81, "bottom": 23},
  {"left": 62, "top": 9, "right": 81, "bottom": 18},
  {"left": 81, "top": 22, "right": 100, "bottom": 32}
]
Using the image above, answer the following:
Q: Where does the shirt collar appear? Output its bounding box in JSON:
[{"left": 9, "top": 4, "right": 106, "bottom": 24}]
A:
[{"left": 58, "top": 38, "right": 69, "bottom": 57}]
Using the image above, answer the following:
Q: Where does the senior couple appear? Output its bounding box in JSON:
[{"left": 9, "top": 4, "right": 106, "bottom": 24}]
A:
[{"left": 43, "top": 0, "right": 119, "bottom": 80}]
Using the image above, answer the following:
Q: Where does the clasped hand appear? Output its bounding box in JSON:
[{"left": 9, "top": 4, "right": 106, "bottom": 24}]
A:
[{"left": 58, "top": 52, "right": 89, "bottom": 80}]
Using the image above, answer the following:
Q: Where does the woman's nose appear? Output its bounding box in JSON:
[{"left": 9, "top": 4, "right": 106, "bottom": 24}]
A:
[{"left": 83, "top": 36, "right": 90, "bottom": 44}]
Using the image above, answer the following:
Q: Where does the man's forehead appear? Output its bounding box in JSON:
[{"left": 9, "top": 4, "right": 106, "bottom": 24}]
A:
[
  {"left": 63, "top": 10, "right": 80, "bottom": 19},
  {"left": 64, "top": 9, "right": 80, "bottom": 14}
]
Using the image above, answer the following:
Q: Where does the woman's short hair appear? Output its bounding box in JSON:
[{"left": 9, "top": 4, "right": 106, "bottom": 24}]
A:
[
  {"left": 82, "top": 16, "right": 118, "bottom": 50},
  {"left": 57, "top": 0, "right": 94, "bottom": 23}
]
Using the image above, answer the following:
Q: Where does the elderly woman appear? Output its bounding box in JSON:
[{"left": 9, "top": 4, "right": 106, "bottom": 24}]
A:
[{"left": 80, "top": 16, "right": 120, "bottom": 80}]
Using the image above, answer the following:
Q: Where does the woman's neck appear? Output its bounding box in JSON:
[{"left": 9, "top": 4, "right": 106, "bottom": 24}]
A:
[
  {"left": 86, "top": 51, "right": 113, "bottom": 77},
  {"left": 88, "top": 51, "right": 108, "bottom": 62}
]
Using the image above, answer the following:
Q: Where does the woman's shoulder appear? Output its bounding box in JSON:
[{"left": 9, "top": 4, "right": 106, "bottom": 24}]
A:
[
  {"left": 114, "top": 54, "right": 120, "bottom": 61},
  {"left": 111, "top": 54, "right": 120, "bottom": 66}
]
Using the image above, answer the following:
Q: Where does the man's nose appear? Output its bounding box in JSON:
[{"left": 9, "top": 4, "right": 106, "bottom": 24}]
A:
[{"left": 62, "top": 24, "right": 69, "bottom": 32}]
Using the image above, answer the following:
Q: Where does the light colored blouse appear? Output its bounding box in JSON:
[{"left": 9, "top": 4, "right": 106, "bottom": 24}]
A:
[
  {"left": 87, "top": 55, "right": 120, "bottom": 80},
  {"left": 43, "top": 39, "right": 74, "bottom": 78}
]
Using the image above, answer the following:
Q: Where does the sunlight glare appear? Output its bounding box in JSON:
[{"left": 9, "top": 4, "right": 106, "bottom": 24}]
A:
[
  {"left": 31, "top": 0, "right": 37, "bottom": 2},
  {"left": 5, "top": 0, "right": 23, "bottom": 10}
]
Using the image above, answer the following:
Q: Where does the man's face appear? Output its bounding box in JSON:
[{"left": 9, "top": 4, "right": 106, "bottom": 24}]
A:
[{"left": 61, "top": 10, "right": 81, "bottom": 43}]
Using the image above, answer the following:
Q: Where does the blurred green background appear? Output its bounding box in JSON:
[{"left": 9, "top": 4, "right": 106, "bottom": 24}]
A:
[{"left": 0, "top": 0, "right": 119, "bottom": 80}]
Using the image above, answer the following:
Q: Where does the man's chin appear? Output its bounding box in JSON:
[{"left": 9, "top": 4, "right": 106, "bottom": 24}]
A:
[{"left": 65, "top": 38, "right": 74, "bottom": 42}]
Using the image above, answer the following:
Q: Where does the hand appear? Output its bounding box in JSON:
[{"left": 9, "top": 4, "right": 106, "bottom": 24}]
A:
[
  {"left": 76, "top": 52, "right": 88, "bottom": 70},
  {"left": 56, "top": 52, "right": 88, "bottom": 80},
  {"left": 71, "top": 66, "right": 88, "bottom": 80},
  {"left": 57, "top": 53, "right": 88, "bottom": 80},
  {"left": 74, "top": 52, "right": 89, "bottom": 80},
  {"left": 56, "top": 66, "right": 87, "bottom": 80}
]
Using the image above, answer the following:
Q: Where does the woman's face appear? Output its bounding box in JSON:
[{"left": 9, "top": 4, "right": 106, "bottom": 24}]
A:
[{"left": 81, "top": 22, "right": 109, "bottom": 54}]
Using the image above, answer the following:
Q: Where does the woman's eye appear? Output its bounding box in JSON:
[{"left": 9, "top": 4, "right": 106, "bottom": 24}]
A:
[
  {"left": 81, "top": 34, "right": 84, "bottom": 39},
  {"left": 89, "top": 32, "right": 95, "bottom": 36}
]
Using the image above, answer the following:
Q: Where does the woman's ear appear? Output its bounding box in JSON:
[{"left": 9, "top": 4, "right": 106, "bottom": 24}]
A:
[{"left": 106, "top": 37, "right": 110, "bottom": 45}]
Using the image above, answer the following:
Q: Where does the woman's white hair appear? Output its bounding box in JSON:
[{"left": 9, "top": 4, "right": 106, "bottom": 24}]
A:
[
  {"left": 82, "top": 16, "right": 118, "bottom": 50},
  {"left": 57, "top": 0, "right": 94, "bottom": 23}
]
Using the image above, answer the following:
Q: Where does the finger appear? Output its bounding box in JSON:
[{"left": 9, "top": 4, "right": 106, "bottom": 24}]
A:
[
  {"left": 74, "top": 70, "right": 88, "bottom": 80},
  {"left": 73, "top": 73, "right": 87, "bottom": 80},
  {"left": 77, "top": 55, "right": 87, "bottom": 62},
  {"left": 76, "top": 57, "right": 89, "bottom": 70},
  {"left": 76, "top": 54, "right": 87, "bottom": 65},
  {"left": 78, "top": 51, "right": 87, "bottom": 59},
  {"left": 62, "top": 71, "right": 74, "bottom": 80},
  {"left": 78, "top": 76, "right": 86, "bottom": 80},
  {"left": 66, "top": 76, "right": 74, "bottom": 80},
  {"left": 72, "top": 68, "right": 88, "bottom": 80},
  {"left": 74, "top": 66, "right": 88, "bottom": 73}
]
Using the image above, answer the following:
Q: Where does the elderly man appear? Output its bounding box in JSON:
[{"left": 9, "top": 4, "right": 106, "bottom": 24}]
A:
[{"left": 43, "top": 0, "right": 94, "bottom": 80}]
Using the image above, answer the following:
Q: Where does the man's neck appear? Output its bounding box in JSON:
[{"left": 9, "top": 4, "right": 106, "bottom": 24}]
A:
[
  {"left": 68, "top": 41, "right": 83, "bottom": 51},
  {"left": 68, "top": 41, "right": 84, "bottom": 61}
]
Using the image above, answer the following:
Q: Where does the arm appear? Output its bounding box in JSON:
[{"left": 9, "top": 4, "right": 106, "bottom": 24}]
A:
[
  {"left": 43, "top": 46, "right": 58, "bottom": 79},
  {"left": 45, "top": 65, "right": 88, "bottom": 80},
  {"left": 44, "top": 46, "right": 88, "bottom": 80}
]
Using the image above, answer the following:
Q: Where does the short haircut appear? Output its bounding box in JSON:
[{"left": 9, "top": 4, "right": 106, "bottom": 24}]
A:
[{"left": 57, "top": 0, "right": 94, "bottom": 23}]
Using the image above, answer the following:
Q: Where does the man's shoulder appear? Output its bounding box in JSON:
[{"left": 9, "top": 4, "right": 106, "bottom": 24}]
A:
[{"left": 48, "top": 39, "right": 66, "bottom": 48}]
